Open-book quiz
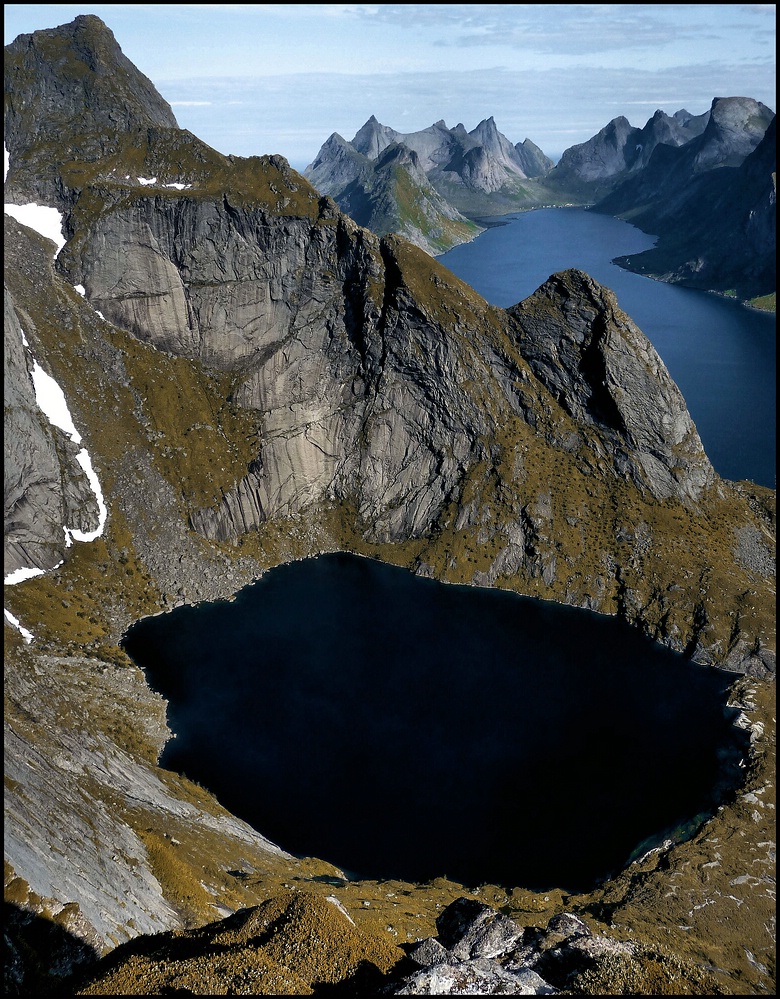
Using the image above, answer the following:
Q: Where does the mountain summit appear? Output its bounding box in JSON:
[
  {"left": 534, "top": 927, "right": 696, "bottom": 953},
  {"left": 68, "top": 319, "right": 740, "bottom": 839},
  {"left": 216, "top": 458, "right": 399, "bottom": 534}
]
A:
[{"left": 306, "top": 114, "right": 555, "bottom": 231}]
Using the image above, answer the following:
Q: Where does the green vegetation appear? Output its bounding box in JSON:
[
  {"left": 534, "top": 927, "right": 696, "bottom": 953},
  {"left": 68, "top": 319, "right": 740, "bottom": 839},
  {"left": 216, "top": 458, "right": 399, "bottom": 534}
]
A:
[
  {"left": 749, "top": 291, "right": 776, "bottom": 312},
  {"left": 389, "top": 164, "right": 482, "bottom": 253}
]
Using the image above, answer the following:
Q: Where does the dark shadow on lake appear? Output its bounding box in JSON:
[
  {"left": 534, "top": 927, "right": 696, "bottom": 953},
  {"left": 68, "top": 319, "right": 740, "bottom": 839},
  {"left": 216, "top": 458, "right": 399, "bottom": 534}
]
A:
[{"left": 121, "top": 552, "right": 748, "bottom": 893}]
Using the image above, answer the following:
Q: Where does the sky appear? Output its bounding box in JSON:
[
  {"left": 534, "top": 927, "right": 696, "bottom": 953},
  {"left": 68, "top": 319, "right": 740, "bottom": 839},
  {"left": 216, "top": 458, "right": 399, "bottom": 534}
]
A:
[{"left": 3, "top": 4, "right": 777, "bottom": 169}]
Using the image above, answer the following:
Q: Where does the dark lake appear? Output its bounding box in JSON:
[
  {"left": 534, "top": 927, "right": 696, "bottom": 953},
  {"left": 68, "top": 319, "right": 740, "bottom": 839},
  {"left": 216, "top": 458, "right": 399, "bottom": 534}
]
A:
[
  {"left": 122, "top": 552, "right": 748, "bottom": 893},
  {"left": 439, "top": 208, "right": 776, "bottom": 489}
]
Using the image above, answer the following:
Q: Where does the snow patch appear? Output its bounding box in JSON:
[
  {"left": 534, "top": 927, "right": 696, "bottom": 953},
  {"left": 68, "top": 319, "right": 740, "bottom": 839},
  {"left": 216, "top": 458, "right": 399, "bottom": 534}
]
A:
[
  {"left": 8, "top": 341, "right": 109, "bottom": 583},
  {"left": 30, "top": 360, "right": 82, "bottom": 442},
  {"left": 4, "top": 609, "right": 34, "bottom": 644},
  {"left": 28, "top": 358, "right": 108, "bottom": 542},
  {"left": 4, "top": 201, "right": 66, "bottom": 256},
  {"left": 4, "top": 566, "right": 46, "bottom": 586},
  {"left": 69, "top": 449, "right": 108, "bottom": 543}
]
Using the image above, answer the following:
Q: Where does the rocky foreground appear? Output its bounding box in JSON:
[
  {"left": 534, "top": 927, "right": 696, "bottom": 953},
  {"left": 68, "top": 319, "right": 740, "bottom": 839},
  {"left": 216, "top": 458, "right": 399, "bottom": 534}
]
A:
[{"left": 63, "top": 893, "right": 734, "bottom": 995}]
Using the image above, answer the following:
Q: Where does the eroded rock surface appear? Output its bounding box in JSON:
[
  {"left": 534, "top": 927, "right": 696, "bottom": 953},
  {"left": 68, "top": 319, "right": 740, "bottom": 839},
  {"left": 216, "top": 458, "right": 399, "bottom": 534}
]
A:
[{"left": 4, "top": 275, "right": 101, "bottom": 577}]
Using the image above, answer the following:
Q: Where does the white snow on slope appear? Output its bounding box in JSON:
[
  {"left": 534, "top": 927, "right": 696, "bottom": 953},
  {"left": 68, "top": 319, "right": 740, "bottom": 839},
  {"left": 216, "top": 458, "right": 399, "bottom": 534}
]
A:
[
  {"left": 27, "top": 360, "right": 108, "bottom": 546},
  {"left": 4, "top": 146, "right": 109, "bottom": 645},
  {"left": 4, "top": 609, "right": 34, "bottom": 644},
  {"left": 4, "top": 201, "right": 66, "bottom": 255}
]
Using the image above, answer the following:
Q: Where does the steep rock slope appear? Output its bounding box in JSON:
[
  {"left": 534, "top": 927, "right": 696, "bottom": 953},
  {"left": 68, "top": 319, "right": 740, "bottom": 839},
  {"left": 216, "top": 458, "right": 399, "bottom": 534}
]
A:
[
  {"left": 4, "top": 279, "right": 100, "bottom": 577},
  {"left": 305, "top": 136, "right": 483, "bottom": 255},
  {"left": 4, "top": 14, "right": 776, "bottom": 996},
  {"left": 596, "top": 100, "right": 777, "bottom": 300}
]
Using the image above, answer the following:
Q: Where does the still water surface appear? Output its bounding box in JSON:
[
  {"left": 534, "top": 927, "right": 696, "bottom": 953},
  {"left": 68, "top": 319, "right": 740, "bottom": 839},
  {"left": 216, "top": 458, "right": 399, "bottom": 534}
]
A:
[
  {"left": 439, "top": 208, "right": 776, "bottom": 489},
  {"left": 123, "top": 553, "right": 747, "bottom": 893}
]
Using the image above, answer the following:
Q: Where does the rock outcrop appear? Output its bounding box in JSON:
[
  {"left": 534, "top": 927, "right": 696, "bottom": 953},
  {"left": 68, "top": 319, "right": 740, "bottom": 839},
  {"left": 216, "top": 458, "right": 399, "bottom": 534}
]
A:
[
  {"left": 508, "top": 270, "right": 715, "bottom": 504},
  {"left": 64, "top": 894, "right": 730, "bottom": 996}
]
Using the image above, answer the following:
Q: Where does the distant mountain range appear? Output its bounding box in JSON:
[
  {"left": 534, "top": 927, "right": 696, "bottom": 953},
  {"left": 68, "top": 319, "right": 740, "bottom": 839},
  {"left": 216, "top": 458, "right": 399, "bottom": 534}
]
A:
[
  {"left": 305, "top": 115, "right": 554, "bottom": 253},
  {"left": 306, "top": 98, "right": 776, "bottom": 304}
]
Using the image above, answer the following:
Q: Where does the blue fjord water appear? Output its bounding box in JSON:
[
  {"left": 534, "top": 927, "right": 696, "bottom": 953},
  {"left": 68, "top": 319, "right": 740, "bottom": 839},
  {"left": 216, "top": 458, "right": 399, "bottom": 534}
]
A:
[
  {"left": 440, "top": 208, "right": 776, "bottom": 489},
  {"left": 123, "top": 553, "right": 747, "bottom": 893}
]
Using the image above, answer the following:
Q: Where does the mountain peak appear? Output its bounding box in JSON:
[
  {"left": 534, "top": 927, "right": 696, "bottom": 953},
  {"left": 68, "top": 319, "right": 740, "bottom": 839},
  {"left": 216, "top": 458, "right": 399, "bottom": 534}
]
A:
[
  {"left": 351, "top": 116, "right": 401, "bottom": 159},
  {"left": 4, "top": 14, "right": 178, "bottom": 206},
  {"left": 695, "top": 96, "right": 775, "bottom": 169}
]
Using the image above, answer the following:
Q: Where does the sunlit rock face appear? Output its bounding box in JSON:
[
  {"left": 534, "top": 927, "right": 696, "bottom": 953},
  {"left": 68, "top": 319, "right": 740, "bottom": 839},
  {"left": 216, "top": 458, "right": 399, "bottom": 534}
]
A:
[
  {"left": 4, "top": 279, "right": 101, "bottom": 578},
  {"left": 62, "top": 176, "right": 715, "bottom": 537}
]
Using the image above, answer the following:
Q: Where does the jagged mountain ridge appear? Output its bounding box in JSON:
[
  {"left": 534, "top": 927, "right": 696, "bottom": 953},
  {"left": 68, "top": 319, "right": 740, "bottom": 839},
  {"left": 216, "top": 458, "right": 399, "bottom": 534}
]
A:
[
  {"left": 542, "top": 106, "right": 711, "bottom": 201},
  {"left": 306, "top": 113, "right": 554, "bottom": 234},
  {"left": 594, "top": 100, "right": 777, "bottom": 300},
  {"left": 307, "top": 102, "right": 775, "bottom": 302},
  {"left": 348, "top": 113, "right": 553, "bottom": 181},
  {"left": 3, "top": 14, "right": 776, "bottom": 997}
]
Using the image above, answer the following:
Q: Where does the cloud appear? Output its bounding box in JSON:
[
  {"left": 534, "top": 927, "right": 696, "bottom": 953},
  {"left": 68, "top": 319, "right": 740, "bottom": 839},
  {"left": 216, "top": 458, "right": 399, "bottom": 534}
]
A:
[
  {"left": 350, "top": 3, "right": 776, "bottom": 62},
  {"left": 163, "top": 57, "right": 775, "bottom": 167}
]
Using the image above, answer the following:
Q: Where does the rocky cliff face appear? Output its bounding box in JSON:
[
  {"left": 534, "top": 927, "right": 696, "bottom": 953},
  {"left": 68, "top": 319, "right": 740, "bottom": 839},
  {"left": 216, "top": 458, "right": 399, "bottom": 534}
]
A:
[
  {"left": 595, "top": 100, "right": 776, "bottom": 300},
  {"left": 3, "top": 14, "right": 776, "bottom": 997},
  {"left": 4, "top": 277, "right": 101, "bottom": 577},
  {"left": 305, "top": 138, "right": 483, "bottom": 256}
]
